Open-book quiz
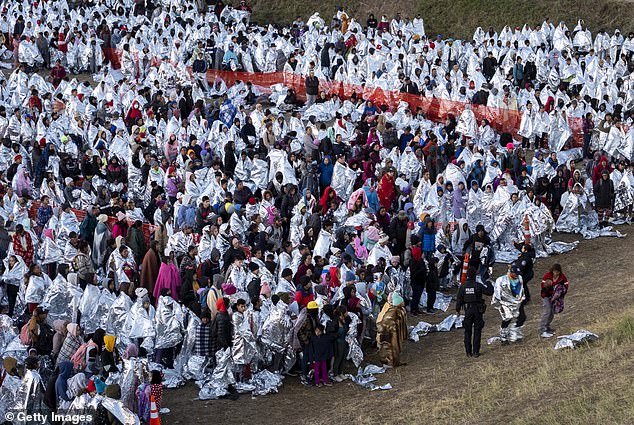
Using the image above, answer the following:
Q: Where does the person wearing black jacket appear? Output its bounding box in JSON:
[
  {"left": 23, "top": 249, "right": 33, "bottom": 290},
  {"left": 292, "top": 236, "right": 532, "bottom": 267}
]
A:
[
  {"left": 192, "top": 54, "right": 208, "bottom": 73},
  {"left": 388, "top": 211, "right": 408, "bottom": 255},
  {"left": 211, "top": 297, "right": 233, "bottom": 355},
  {"left": 462, "top": 224, "right": 491, "bottom": 264},
  {"left": 0, "top": 219, "right": 11, "bottom": 262},
  {"left": 548, "top": 167, "right": 567, "bottom": 216},
  {"left": 305, "top": 69, "right": 319, "bottom": 106},
  {"left": 409, "top": 236, "right": 427, "bottom": 315},
  {"left": 192, "top": 52, "right": 209, "bottom": 92},
  {"left": 513, "top": 241, "right": 535, "bottom": 328},
  {"left": 594, "top": 169, "right": 615, "bottom": 226},
  {"left": 463, "top": 224, "right": 493, "bottom": 281},
  {"left": 456, "top": 266, "right": 494, "bottom": 357},
  {"left": 320, "top": 44, "right": 331, "bottom": 75},
  {"left": 179, "top": 245, "right": 198, "bottom": 306},
  {"left": 400, "top": 77, "right": 419, "bottom": 94},
  {"left": 366, "top": 14, "right": 377, "bottom": 29},
  {"left": 472, "top": 85, "right": 490, "bottom": 105},
  {"left": 482, "top": 51, "right": 497, "bottom": 81},
  {"left": 240, "top": 116, "right": 256, "bottom": 147}
]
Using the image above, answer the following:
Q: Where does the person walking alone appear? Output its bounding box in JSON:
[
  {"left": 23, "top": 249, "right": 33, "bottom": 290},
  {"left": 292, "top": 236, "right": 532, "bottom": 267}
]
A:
[{"left": 539, "top": 264, "right": 569, "bottom": 338}]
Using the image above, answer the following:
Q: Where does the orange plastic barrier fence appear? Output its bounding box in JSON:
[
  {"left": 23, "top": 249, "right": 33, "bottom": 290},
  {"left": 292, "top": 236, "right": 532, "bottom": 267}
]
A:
[
  {"left": 107, "top": 46, "right": 582, "bottom": 147},
  {"left": 204, "top": 69, "right": 584, "bottom": 147}
]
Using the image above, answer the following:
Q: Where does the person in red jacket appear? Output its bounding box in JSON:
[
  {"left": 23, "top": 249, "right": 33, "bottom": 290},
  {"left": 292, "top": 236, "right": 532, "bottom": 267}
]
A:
[
  {"left": 125, "top": 100, "right": 143, "bottom": 129},
  {"left": 591, "top": 155, "right": 611, "bottom": 185},
  {"left": 237, "top": 0, "right": 252, "bottom": 13},
  {"left": 539, "top": 264, "right": 569, "bottom": 338},
  {"left": 377, "top": 167, "right": 397, "bottom": 210},
  {"left": 27, "top": 89, "right": 42, "bottom": 114},
  {"left": 50, "top": 59, "right": 66, "bottom": 87},
  {"left": 294, "top": 276, "right": 315, "bottom": 309},
  {"left": 12, "top": 224, "right": 34, "bottom": 267}
]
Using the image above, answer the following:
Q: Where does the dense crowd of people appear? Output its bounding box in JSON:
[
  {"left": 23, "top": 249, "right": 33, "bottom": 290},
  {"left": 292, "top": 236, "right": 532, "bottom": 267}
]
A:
[{"left": 0, "top": 0, "right": 632, "bottom": 422}]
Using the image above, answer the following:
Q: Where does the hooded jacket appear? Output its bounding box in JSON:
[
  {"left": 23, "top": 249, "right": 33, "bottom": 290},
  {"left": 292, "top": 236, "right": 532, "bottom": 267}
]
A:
[
  {"left": 211, "top": 298, "right": 232, "bottom": 352},
  {"left": 593, "top": 174, "right": 614, "bottom": 209},
  {"left": 591, "top": 156, "right": 611, "bottom": 185},
  {"left": 55, "top": 361, "right": 74, "bottom": 403}
]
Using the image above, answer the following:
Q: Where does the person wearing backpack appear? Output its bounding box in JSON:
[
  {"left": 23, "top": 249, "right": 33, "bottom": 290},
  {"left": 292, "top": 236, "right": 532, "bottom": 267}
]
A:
[
  {"left": 205, "top": 275, "right": 224, "bottom": 319},
  {"left": 27, "top": 307, "right": 54, "bottom": 355},
  {"left": 70, "top": 328, "right": 105, "bottom": 374}
]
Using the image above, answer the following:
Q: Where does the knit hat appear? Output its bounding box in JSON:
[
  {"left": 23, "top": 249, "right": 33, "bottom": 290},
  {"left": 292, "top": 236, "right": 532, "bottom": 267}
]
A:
[
  {"left": 97, "top": 214, "right": 108, "bottom": 223},
  {"left": 391, "top": 293, "right": 404, "bottom": 306},
  {"left": 116, "top": 211, "right": 126, "bottom": 221},
  {"left": 93, "top": 377, "right": 106, "bottom": 393}
]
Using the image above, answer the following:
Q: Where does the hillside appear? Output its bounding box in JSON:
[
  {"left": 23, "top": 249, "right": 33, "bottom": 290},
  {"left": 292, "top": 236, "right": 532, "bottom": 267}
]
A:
[{"left": 248, "top": 0, "right": 634, "bottom": 40}]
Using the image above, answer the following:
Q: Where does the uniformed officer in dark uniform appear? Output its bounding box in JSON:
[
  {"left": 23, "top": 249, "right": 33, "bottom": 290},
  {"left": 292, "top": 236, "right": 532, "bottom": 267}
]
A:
[{"left": 456, "top": 266, "right": 494, "bottom": 357}]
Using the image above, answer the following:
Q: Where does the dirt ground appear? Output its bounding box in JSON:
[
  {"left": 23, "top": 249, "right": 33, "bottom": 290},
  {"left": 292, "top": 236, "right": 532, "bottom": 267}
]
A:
[{"left": 163, "top": 226, "right": 634, "bottom": 425}]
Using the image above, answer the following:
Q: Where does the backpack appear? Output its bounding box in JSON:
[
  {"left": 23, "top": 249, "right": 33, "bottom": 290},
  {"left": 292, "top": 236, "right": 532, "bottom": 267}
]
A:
[
  {"left": 247, "top": 278, "right": 261, "bottom": 300},
  {"left": 200, "top": 287, "right": 211, "bottom": 310},
  {"left": 71, "top": 341, "right": 97, "bottom": 370},
  {"left": 19, "top": 323, "right": 31, "bottom": 346}
]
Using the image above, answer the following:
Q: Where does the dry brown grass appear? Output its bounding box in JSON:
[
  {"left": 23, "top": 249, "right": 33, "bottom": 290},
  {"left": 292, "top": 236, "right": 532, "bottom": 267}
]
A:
[
  {"left": 249, "top": 0, "right": 634, "bottom": 39},
  {"left": 376, "top": 312, "right": 634, "bottom": 425}
]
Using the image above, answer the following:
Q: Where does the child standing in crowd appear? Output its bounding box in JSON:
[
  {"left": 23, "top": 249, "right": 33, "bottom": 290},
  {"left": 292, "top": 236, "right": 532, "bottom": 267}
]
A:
[
  {"left": 309, "top": 324, "right": 333, "bottom": 387},
  {"left": 149, "top": 370, "right": 165, "bottom": 413}
]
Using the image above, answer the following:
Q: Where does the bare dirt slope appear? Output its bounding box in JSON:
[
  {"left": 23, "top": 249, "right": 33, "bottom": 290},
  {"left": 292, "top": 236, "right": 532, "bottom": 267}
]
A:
[
  {"left": 164, "top": 227, "right": 634, "bottom": 425},
  {"left": 248, "top": 0, "right": 634, "bottom": 39}
]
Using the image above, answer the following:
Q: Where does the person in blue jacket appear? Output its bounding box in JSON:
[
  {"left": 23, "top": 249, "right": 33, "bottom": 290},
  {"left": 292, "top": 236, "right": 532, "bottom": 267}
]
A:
[{"left": 419, "top": 217, "right": 437, "bottom": 261}]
